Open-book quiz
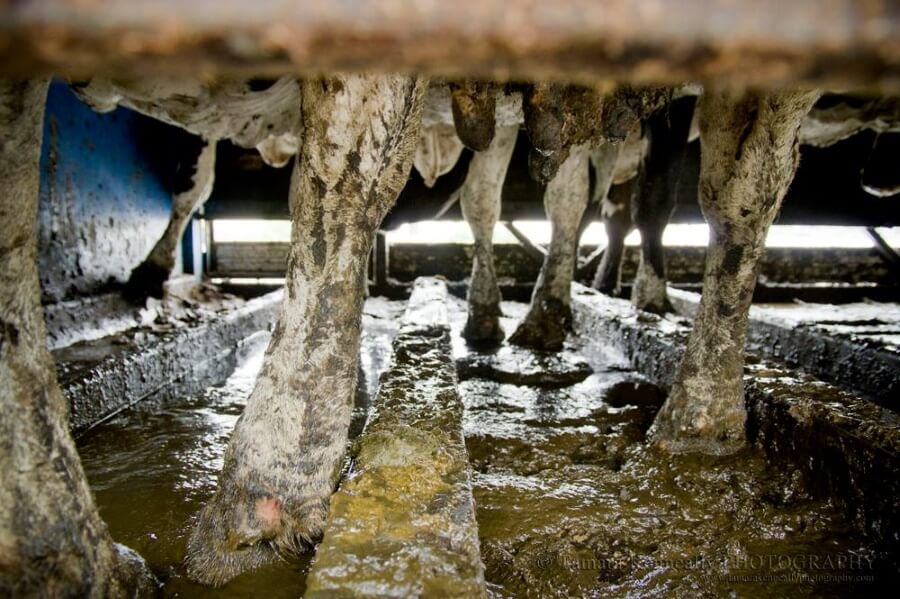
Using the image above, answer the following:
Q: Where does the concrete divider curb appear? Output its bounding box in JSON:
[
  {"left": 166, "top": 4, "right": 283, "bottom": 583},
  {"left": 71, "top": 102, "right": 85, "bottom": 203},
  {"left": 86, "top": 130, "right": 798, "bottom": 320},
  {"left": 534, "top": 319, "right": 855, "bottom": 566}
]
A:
[
  {"left": 305, "top": 277, "right": 486, "bottom": 599},
  {"left": 668, "top": 286, "right": 900, "bottom": 407},
  {"left": 58, "top": 290, "right": 282, "bottom": 434},
  {"left": 572, "top": 283, "right": 899, "bottom": 548}
]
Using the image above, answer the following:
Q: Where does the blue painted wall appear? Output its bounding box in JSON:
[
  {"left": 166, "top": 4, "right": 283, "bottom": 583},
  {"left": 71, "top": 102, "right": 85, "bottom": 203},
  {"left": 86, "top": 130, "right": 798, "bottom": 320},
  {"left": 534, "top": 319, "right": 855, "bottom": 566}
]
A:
[{"left": 37, "top": 81, "right": 197, "bottom": 302}]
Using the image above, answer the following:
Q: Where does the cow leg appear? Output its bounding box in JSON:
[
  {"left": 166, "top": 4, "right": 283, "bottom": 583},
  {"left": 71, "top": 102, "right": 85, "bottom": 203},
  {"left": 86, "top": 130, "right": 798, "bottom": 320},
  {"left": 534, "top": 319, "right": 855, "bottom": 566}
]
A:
[
  {"left": 586, "top": 141, "right": 627, "bottom": 294},
  {"left": 510, "top": 145, "right": 589, "bottom": 351},
  {"left": 650, "top": 90, "right": 819, "bottom": 454},
  {"left": 0, "top": 80, "right": 156, "bottom": 596},
  {"left": 578, "top": 140, "right": 621, "bottom": 243},
  {"left": 460, "top": 125, "right": 518, "bottom": 345},
  {"left": 631, "top": 97, "right": 696, "bottom": 314},
  {"left": 187, "top": 74, "right": 425, "bottom": 586},
  {"left": 124, "top": 139, "right": 216, "bottom": 302},
  {"left": 593, "top": 178, "right": 635, "bottom": 295}
]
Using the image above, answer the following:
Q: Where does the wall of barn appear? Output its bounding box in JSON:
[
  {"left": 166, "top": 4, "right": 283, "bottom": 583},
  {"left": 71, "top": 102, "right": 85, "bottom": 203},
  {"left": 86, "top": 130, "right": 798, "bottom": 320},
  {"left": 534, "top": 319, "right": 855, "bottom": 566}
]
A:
[{"left": 37, "top": 81, "right": 199, "bottom": 302}]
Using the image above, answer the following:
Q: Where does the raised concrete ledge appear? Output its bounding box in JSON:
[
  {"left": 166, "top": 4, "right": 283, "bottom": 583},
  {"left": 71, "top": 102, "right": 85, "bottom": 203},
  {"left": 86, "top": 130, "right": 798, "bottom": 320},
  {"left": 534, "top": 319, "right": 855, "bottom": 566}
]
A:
[
  {"left": 44, "top": 292, "right": 152, "bottom": 351},
  {"left": 306, "top": 277, "right": 486, "bottom": 599},
  {"left": 668, "top": 287, "right": 900, "bottom": 407},
  {"left": 56, "top": 290, "right": 282, "bottom": 435},
  {"left": 572, "top": 284, "right": 687, "bottom": 389},
  {"left": 572, "top": 283, "right": 900, "bottom": 548},
  {"left": 744, "top": 363, "right": 900, "bottom": 548}
]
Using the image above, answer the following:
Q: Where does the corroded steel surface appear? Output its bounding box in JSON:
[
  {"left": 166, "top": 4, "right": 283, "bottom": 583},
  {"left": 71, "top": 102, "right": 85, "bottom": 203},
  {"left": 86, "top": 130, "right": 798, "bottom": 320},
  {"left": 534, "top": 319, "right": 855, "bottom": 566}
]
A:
[{"left": 0, "top": 1, "right": 898, "bottom": 86}]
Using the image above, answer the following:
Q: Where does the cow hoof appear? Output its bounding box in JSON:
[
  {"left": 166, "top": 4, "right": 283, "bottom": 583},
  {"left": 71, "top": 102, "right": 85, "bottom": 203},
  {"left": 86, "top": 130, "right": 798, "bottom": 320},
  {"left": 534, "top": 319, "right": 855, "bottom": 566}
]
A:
[
  {"left": 462, "top": 315, "right": 505, "bottom": 348},
  {"left": 509, "top": 318, "right": 566, "bottom": 352},
  {"left": 592, "top": 281, "right": 622, "bottom": 298},
  {"left": 634, "top": 297, "right": 674, "bottom": 316},
  {"left": 123, "top": 262, "right": 170, "bottom": 305}
]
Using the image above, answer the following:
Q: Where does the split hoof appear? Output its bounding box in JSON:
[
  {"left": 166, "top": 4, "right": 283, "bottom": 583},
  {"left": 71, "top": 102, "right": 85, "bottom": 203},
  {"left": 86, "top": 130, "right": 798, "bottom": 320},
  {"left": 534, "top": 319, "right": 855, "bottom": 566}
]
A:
[
  {"left": 509, "top": 297, "right": 572, "bottom": 351},
  {"left": 592, "top": 280, "right": 623, "bottom": 298}
]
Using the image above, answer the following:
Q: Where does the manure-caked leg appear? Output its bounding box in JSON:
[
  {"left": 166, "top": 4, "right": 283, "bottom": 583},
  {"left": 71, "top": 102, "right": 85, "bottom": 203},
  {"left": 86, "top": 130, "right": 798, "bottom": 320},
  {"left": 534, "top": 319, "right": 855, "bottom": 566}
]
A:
[
  {"left": 593, "top": 177, "right": 636, "bottom": 295},
  {"left": 650, "top": 90, "right": 820, "bottom": 454},
  {"left": 0, "top": 80, "right": 157, "bottom": 596},
  {"left": 124, "top": 140, "right": 216, "bottom": 302},
  {"left": 510, "top": 145, "right": 590, "bottom": 351},
  {"left": 187, "top": 74, "right": 426, "bottom": 586},
  {"left": 460, "top": 125, "right": 518, "bottom": 345},
  {"left": 631, "top": 96, "right": 696, "bottom": 314}
]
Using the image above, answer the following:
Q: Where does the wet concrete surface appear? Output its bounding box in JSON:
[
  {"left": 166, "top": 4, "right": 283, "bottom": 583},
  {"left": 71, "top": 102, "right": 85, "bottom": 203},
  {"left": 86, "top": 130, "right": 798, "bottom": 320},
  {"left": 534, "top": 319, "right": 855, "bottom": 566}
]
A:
[
  {"left": 451, "top": 297, "right": 895, "bottom": 597},
  {"left": 76, "top": 297, "right": 405, "bottom": 597},
  {"left": 744, "top": 362, "right": 900, "bottom": 549},
  {"left": 72, "top": 286, "right": 898, "bottom": 597},
  {"left": 44, "top": 291, "right": 151, "bottom": 350},
  {"left": 57, "top": 289, "right": 281, "bottom": 434},
  {"left": 308, "top": 279, "right": 485, "bottom": 598},
  {"left": 669, "top": 288, "right": 900, "bottom": 407},
  {"left": 457, "top": 345, "right": 594, "bottom": 388}
]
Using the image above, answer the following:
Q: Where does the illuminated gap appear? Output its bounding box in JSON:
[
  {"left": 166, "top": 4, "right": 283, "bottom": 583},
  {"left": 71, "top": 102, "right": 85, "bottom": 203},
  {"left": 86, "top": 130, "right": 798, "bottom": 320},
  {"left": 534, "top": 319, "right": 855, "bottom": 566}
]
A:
[
  {"left": 389, "top": 221, "right": 900, "bottom": 249},
  {"left": 209, "top": 219, "right": 900, "bottom": 249},
  {"left": 212, "top": 220, "right": 291, "bottom": 243},
  {"left": 210, "top": 277, "right": 286, "bottom": 285}
]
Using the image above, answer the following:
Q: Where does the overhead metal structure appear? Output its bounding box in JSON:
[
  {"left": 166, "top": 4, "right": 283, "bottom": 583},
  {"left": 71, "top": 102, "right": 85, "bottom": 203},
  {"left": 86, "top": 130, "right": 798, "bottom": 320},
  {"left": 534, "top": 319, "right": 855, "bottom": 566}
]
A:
[{"left": 0, "top": 0, "right": 897, "bottom": 87}]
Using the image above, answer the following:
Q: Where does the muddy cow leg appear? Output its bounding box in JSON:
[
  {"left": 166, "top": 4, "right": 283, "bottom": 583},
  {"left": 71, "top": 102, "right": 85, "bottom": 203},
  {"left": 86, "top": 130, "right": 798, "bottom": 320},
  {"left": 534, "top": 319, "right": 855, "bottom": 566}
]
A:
[
  {"left": 650, "top": 90, "right": 819, "bottom": 454},
  {"left": 187, "top": 74, "right": 425, "bottom": 586},
  {"left": 460, "top": 125, "right": 518, "bottom": 345},
  {"left": 631, "top": 97, "right": 696, "bottom": 314},
  {"left": 585, "top": 141, "right": 625, "bottom": 294},
  {"left": 0, "top": 80, "right": 157, "bottom": 596},
  {"left": 578, "top": 140, "right": 621, "bottom": 242},
  {"left": 124, "top": 139, "right": 217, "bottom": 302},
  {"left": 510, "top": 145, "right": 589, "bottom": 351},
  {"left": 593, "top": 177, "right": 636, "bottom": 295}
]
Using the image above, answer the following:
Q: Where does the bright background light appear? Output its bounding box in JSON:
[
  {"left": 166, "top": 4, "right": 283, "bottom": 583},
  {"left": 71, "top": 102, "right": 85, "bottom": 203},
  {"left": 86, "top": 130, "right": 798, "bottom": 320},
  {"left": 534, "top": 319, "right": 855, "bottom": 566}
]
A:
[
  {"left": 210, "top": 219, "right": 900, "bottom": 249},
  {"left": 213, "top": 220, "right": 291, "bottom": 243}
]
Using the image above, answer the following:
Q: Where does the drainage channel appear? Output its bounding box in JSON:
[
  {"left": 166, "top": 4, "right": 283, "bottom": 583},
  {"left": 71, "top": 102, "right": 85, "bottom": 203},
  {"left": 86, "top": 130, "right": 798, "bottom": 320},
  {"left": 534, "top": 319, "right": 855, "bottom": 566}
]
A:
[
  {"left": 73, "top": 285, "right": 894, "bottom": 597},
  {"left": 76, "top": 298, "right": 404, "bottom": 597},
  {"left": 450, "top": 297, "right": 893, "bottom": 597}
]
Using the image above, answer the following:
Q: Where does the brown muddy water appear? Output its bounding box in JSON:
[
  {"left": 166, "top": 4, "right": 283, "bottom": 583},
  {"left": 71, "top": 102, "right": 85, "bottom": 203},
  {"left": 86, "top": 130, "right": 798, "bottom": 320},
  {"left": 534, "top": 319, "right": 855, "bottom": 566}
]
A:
[
  {"left": 447, "top": 298, "right": 895, "bottom": 599},
  {"left": 76, "top": 298, "right": 404, "bottom": 597},
  {"left": 76, "top": 294, "right": 894, "bottom": 597}
]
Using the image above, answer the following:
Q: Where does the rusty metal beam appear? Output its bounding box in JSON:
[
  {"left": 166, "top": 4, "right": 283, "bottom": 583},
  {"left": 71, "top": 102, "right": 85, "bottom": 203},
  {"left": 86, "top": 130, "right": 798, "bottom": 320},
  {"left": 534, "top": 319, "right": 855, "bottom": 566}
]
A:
[{"left": 0, "top": 1, "right": 898, "bottom": 87}]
